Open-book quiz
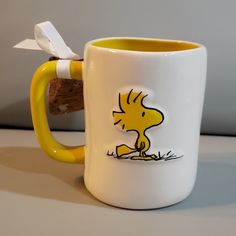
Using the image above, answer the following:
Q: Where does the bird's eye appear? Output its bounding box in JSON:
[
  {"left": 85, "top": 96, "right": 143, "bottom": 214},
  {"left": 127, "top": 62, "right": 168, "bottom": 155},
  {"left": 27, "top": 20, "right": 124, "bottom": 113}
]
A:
[{"left": 142, "top": 111, "right": 145, "bottom": 117}]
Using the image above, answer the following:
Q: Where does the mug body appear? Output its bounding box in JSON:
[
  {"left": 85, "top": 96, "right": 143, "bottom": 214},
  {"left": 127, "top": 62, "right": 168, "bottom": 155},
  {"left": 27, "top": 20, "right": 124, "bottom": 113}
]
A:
[{"left": 83, "top": 37, "right": 207, "bottom": 209}]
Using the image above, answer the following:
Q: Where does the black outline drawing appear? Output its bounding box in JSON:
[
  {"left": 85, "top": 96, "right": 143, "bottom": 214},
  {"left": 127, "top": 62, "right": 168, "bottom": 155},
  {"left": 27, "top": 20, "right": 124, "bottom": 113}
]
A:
[{"left": 107, "top": 89, "right": 183, "bottom": 161}]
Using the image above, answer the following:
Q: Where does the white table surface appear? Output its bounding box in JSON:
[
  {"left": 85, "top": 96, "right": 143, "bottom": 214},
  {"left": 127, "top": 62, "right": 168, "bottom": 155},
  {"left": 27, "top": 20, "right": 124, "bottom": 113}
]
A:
[{"left": 0, "top": 129, "right": 235, "bottom": 236}]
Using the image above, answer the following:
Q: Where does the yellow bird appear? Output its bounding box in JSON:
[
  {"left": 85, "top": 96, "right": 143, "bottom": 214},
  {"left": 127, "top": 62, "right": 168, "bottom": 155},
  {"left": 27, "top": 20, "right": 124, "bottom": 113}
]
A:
[{"left": 113, "top": 89, "right": 164, "bottom": 160}]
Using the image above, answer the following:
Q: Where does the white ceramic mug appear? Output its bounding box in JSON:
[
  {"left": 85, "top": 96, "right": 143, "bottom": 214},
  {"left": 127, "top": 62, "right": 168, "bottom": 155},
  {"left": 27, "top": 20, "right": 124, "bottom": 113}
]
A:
[{"left": 31, "top": 37, "right": 207, "bottom": 209}]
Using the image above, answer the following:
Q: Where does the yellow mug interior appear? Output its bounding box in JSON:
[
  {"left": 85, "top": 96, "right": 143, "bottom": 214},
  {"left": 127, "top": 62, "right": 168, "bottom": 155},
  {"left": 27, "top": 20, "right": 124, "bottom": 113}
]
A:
[{"left": 92, "top": 38, "right": 199, "bottom": 52}]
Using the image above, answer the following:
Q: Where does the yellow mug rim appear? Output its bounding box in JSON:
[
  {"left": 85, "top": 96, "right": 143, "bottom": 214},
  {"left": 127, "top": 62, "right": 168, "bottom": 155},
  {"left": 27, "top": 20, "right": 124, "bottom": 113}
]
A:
[{"left": 87, "top": 37, "right": 204, "bottom": 54}]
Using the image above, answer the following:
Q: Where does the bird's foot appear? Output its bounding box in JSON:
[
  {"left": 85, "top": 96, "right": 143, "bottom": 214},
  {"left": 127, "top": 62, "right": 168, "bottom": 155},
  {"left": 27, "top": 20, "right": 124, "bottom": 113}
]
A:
[{"left": 131, "top": 156, "right": 154, "bottom": 161}]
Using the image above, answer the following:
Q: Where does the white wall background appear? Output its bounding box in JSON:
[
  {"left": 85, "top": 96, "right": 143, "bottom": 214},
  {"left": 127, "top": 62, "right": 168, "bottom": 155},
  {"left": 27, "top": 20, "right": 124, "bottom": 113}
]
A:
[{"left": 0, "top": 0, "right": 236, "bottom": 135}]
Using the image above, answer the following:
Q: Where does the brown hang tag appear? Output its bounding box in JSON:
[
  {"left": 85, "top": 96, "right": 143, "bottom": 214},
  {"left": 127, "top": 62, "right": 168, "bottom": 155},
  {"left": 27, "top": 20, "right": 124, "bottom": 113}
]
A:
[{"left": 48, "top": 57, "right": 84, "bottom": 115}]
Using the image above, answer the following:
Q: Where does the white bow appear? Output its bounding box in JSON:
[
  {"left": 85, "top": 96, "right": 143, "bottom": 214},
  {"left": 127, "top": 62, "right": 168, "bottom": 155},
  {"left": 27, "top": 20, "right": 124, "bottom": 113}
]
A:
[{"left": 14, "top": 21, "right": 80, "bottom": 60}]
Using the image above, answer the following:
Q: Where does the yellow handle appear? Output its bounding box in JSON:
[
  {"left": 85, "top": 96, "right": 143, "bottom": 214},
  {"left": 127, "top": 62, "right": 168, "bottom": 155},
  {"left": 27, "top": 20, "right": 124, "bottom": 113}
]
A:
[{"left": 30, "top": 60, "right": 85, "bottom": 164}]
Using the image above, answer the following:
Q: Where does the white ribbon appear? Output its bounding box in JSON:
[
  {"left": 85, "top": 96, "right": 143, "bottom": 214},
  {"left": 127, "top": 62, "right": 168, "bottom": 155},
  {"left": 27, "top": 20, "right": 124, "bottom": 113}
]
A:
[{"left": 14, "top": 21, "right": 81, "bottom": 79}]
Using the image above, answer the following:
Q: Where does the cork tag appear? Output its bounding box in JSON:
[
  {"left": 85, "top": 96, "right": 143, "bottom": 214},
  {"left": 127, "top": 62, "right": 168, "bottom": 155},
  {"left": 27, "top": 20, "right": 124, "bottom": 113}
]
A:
[
  {"left": 48, "top": 57, "right": 84, "bottom": 115},
  {"left": 49, "top": 78, "right": 84, "bottom": 115}
]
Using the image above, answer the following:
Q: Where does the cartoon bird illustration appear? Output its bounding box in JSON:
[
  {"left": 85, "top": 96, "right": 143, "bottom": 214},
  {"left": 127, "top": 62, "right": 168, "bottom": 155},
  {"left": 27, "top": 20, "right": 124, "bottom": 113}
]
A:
[{"left": 112, "top": 89, "right": 164, "bottom": 160}]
